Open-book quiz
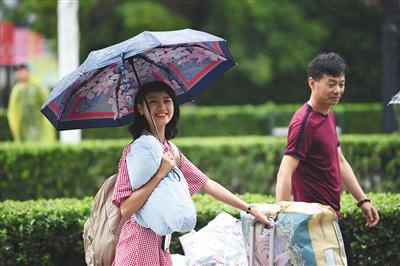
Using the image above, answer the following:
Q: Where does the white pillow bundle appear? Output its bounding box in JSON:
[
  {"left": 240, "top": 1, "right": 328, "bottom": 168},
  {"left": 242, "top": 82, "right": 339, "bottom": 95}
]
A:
[{"left": 126, "top": 135, "right": 197, "bottom": 236}]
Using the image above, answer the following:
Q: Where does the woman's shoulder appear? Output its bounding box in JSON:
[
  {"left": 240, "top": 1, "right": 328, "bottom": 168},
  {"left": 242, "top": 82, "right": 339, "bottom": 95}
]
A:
[
  {"left": 166, "top": 140, "right": 179, "bottom": 151},
  {"left": 134, "top": 134, "right": 158, "bottom": 144},
  {"left": 120, "top": 143, "right": 133, "bottom": 158},
  {"left": 132, "top": 135, "right": 163, "bottom": 152}
]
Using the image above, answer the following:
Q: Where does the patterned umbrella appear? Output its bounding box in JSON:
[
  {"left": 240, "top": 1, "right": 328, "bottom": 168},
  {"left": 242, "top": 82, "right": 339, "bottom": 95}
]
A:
[
  {"left": 41, "top": 29, "right": 235, "bottom": 130},
  {"left": 389, "top": 90, "right": 400, "bottom": 105}
]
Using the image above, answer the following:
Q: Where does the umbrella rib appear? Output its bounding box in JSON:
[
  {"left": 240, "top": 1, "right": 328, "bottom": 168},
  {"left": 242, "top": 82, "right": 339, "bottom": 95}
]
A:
[
  {"left": 160, "top": 43, "right": 229, "bottom": 60},
  {"left": 115, "top": 74, "right": 121, "bottom": 122},
  {"left": 134, "top": 54, "right": 186, "bottom": 89},
  {"left": 56, "top": 69, "right": 103, "bottom": 122},
  {"left": 127, "top": 57, "right": 141, "bottom": 87},
  {"left": 191, "top": 43, "right": 229, "bottom": 59},
  {"left": 135, "top": 54, "right": 174, "bottom": 75},
  {"left": 154, "top": 43, "right": 228, "bottom": 58},
  {"left": 133, "top": 43, "right": 230, "bottom": 91}
]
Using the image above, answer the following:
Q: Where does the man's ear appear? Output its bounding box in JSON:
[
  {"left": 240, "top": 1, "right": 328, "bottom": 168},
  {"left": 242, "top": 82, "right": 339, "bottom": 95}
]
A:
[{"left": 308, "top": 77, "right": 316, "bottom": 91}]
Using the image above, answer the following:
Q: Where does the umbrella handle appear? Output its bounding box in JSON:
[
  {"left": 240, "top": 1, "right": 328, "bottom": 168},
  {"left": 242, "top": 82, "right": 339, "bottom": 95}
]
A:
[{"left": 126, "top": 95, "right": 133, "bottom": 106}]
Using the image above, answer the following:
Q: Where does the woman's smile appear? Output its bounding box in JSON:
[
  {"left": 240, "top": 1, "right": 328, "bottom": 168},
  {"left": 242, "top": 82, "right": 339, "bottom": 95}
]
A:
[{"left": 154, "top": 112, "right": 169, "bottom": 118}]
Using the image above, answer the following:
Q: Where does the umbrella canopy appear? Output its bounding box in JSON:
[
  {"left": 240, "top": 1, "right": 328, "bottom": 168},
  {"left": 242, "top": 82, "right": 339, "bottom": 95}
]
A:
[
  {"left": 41, "top": 29, "right": 235, "bottom": 130},
  {"left": 389, "top": 90, "right": 400, "bottom": 105}
]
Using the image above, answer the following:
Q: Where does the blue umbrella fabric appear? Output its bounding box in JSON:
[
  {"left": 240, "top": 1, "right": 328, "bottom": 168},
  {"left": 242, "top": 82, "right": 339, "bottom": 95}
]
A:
[
  {"left": 41, "top": 29, "right": 235, "bottom": 130},
  {"left": 389, "top": 90, "right": 400, "bottom": 105}
]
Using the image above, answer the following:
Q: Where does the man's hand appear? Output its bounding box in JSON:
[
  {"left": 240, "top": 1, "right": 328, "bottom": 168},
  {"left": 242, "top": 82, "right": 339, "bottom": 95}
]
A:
[{"left": 360, "top": 201, "right": 380, "bottom": 228}]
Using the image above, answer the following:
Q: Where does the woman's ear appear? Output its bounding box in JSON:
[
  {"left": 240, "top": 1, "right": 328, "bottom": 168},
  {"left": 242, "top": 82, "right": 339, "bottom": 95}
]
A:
[{"left": 137, "top": 103, "right": 144, "bottom": 115}]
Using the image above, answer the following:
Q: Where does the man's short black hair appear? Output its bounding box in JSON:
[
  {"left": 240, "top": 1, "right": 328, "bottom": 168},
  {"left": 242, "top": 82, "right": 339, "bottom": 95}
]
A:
[{"left": 307, "top": 53, "right": 348, "bottom": 80}]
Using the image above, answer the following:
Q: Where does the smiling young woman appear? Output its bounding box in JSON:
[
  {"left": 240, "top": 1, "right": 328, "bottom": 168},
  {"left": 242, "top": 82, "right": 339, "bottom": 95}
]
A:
[{"left": 111, "top": 81, "right": 273, "bottom": 266}]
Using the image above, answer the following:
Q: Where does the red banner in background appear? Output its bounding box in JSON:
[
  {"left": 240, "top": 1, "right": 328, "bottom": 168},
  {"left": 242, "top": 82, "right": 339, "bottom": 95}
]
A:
[
  {"left": 0, "top": 22, "right": 15, "bottom": 65},
  {"left": 13, "top": 27, "right": 30, "bottom": 65},
  {"left": 0, "top": 22, "right": 43, "bottom": 66},
  {"left": 30, "top": 31, "right": 43, "bottom": 58}
]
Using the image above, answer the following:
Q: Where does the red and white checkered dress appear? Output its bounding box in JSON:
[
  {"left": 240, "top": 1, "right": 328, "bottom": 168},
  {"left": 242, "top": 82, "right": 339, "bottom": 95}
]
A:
[{"left": 112, "top": 136, "right": 208, "bottom": 266}]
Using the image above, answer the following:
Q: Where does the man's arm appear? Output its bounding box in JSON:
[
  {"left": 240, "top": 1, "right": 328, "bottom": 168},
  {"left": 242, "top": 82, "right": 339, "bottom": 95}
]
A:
[
  {"left": 338, "top": 147, "right": 379, "bottom": 227},
  {"left": 276, "top": 155, "right": 301, "bottom": 201}
]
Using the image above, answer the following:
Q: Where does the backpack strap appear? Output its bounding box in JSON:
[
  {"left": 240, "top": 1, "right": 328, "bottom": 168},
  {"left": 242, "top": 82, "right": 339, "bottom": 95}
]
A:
[{"left": 169, "top": 142, "right": 181, "bottom": 168}]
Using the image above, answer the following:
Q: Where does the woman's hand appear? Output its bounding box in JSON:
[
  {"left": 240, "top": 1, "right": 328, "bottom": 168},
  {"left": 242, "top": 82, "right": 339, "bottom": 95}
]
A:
[
  {"left": 249, "top": 204, "right": 281, "bottom": 228},
  {"left": 120, "top": 151, "right": 175, "bottom": 218},
  {"left": 157, "top": 152, "right": 175, "bottom": 178}
]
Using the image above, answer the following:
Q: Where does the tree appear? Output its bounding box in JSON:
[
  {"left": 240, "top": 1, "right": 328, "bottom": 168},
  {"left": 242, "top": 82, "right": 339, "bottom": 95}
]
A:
[
  {"left": 295, "top": 0, "right": 398, "bottom": 103},
  {"left": 79, "top": 0, "right": 188, "bottom": 61},
  {"left": 169, "top": 0, "right": 327, "bottom": 104}
]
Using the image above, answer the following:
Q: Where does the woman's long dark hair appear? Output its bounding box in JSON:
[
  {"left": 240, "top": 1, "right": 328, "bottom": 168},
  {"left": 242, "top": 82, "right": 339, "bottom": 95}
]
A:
[{"left": 128, "top": 81, "right": 180, "bottom": 140}]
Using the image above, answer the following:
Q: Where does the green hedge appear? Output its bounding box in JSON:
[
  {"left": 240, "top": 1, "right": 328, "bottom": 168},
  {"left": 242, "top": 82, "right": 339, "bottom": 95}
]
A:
[
  {"left": 0, "top": 140, "right": 126, "bottom": 200},
  {"left": 1, "top": 135, "right": 399, "bottom": 200},
  {"left": 0, "top": 103, "right": 388, "bottom": 141},
  {"left": 0, "top": 193, "right": 399, "bottom": 265},
  {"left": 81, "top": 103, "right": 387, "bottom": 138},
  {"left": 0, "top": 109, "right": 12, "bottom": 141}
]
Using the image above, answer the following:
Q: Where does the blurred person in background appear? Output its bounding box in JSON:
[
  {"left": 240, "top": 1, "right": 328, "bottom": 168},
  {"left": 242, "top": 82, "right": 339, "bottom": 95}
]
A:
[{"left": 7, "top": 64, "right": 56, "bottom": 142}]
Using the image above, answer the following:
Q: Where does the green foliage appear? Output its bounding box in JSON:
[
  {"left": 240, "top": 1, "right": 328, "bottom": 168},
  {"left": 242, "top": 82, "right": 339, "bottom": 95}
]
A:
[
  {"left": 81, "top": 126, "right": 131, "bottom": 139},
  {"left": 339, "top": 135, "right": 400, "bottom": 192},
  {"left": 0, "top": 197, "right": 91, "bottom": 266},
  {"left": 1, "top": 135, "right": 399, "bottom": 200},
  {"left": 0, "top": 193, "right": 399, "bottom": 265},
  {"left": 78, "top": 0, "right": 126, "bottom": 61},
  {"left": 394, "top": 104, "right": 400, "bottom": 133},
  {"left": 0, "top": 140, "right": 127, "bottom": 200},
  {"left": 196, "top": 0, "right": 326, "bottom": 104},
  {"left": 332, "top": 103, "right": 383, "bottom": 133},
  {"left": 78, "top": 0, "right": 188, "bottom": 61},
  {"left": 176, "top": 136, "right": 284, "bottom": 194},
  {"left": 0, "top": 103, "right": 385, "bottom": 141},
  {"left": 178, "top": 104, "right": 269, "bottom": 136},
  {"left": 80, "top": 102, "right": 385, "bottom": 137},
  {"left": 0, "top": 108, "right": 12, "bottom": 141},
  {"left": 340, "top": 192, "right": 400, "bottom": 265},
  {"left": 116, "top": 1, "right": 187, "bottom": 31},
  {"left": 297, "top": 0, "right": 395, "bottom": 103}
]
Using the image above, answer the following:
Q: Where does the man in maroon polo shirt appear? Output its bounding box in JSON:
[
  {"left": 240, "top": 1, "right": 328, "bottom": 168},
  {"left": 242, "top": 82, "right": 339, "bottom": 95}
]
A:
[{"left": 275, "top": 53, "right": 379, "bottom": 264}]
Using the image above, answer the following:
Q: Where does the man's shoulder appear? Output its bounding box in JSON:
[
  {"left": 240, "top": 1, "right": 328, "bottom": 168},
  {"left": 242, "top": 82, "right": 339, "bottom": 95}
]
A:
[{"left": 290, "top": 103, "right": 313, "bottom": 124}]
